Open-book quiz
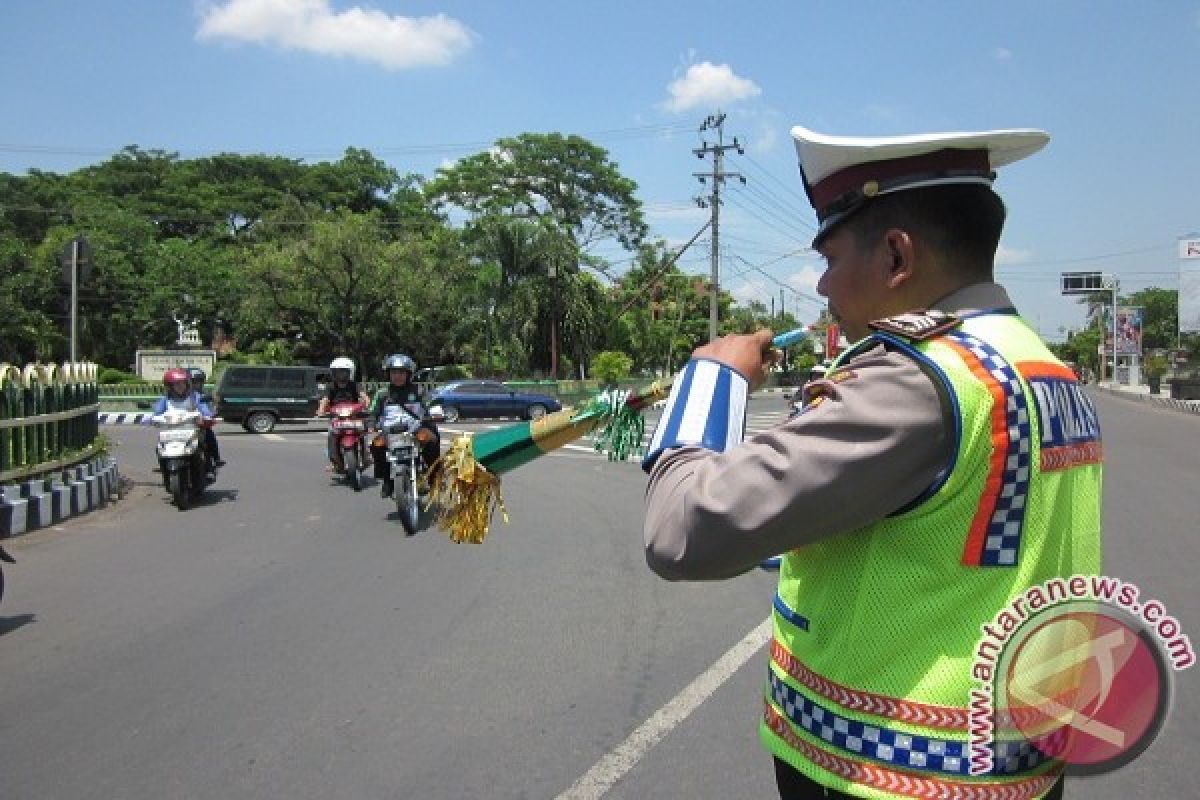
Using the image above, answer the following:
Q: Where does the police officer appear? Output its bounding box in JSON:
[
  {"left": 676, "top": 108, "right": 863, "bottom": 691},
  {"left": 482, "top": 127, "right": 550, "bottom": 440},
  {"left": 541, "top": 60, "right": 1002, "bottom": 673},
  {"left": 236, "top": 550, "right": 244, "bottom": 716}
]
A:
[{"left": 642, "top": 125, "right": 1102, "bottom": 800}]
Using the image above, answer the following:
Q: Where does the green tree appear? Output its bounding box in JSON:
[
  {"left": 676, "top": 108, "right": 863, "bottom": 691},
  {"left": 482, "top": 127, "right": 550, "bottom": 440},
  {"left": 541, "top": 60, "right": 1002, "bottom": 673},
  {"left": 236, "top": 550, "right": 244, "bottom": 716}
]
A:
[
  {"left": 426, "top": 132, "right": 647, "bottom": 253},
  {"left": 0, "top": 233, "right": 61, "bottom": 362},
  {"left": 591, "top": 351, "right": 633, "bottom": 385},
  {"left": 240, "top": 206, "right": 469, "bottom": 373}
]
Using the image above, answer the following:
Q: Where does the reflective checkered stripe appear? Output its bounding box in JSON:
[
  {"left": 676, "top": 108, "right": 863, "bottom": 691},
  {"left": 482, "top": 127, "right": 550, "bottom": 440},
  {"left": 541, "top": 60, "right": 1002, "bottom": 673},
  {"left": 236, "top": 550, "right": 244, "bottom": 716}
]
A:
[
  {"left": 769, "top": 640, "right": 1044, "bottom": 733},
  {"left": 763, "top": 704, "right": 1061, "bottom": 800},
  {"left": 942, "top": 330, "right": 1033, "bottom": 567},
  {"left": 766, "top": 671, "right": 1055, "bottom": 777}
]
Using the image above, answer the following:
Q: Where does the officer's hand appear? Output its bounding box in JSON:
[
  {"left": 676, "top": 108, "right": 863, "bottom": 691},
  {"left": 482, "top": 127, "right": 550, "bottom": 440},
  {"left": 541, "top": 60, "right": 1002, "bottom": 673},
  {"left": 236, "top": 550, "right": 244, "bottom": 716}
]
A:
[{"left": 692, "top": 329, "right": 777, "bottom": 390}]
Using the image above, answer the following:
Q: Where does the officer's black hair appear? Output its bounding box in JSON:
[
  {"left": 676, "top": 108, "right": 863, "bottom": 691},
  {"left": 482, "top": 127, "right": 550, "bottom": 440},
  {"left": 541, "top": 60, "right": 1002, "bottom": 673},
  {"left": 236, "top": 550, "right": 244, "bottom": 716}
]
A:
[{"left": 846, "top": 184, "right": 1007, "bottom": 280}]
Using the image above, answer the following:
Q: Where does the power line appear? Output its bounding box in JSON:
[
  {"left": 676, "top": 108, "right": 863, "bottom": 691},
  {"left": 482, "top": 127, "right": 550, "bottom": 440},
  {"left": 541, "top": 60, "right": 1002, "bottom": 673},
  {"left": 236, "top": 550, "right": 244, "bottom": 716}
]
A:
[
  {"left": 725, "top": 188, "right": 812, "bottom": 245},
  {"left": 0, "top": 123, "right": 699, "bottom": 162},
  {"left": 730, "top": 254, "right": 825, "bottom": 310},
  {"left": 737, "top": 151, "right": 814, "bottom": 213},
  {"left": 995, "top": 244, "right": 1172, "bottom": 269}
]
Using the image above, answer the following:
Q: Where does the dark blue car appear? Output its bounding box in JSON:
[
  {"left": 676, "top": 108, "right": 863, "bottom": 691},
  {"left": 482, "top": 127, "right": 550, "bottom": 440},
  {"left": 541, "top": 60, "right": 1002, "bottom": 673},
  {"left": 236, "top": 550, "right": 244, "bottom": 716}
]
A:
[{"left": 429, "top": 380, "right": 562, "bottom": 422}]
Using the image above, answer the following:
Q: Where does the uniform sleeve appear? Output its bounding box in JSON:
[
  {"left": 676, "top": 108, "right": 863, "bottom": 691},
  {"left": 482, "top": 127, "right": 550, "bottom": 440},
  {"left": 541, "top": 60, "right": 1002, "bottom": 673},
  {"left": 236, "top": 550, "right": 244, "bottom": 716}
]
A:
[
  {"left": 643, "top": 342, "right": 953, "bottom": 581},
  {"left": 150, "top": 396, "right": 167, "bottom": 415}
]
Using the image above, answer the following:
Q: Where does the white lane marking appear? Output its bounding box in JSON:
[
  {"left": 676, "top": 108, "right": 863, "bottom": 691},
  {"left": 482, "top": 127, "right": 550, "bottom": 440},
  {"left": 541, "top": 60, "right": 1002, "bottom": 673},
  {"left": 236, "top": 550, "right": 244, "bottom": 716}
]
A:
[
  {"left": 262, "top": 433, "right": 285, "bottom": 442},
  {"left": 556, "top": 617, "right": 772, "bottom": 800}
]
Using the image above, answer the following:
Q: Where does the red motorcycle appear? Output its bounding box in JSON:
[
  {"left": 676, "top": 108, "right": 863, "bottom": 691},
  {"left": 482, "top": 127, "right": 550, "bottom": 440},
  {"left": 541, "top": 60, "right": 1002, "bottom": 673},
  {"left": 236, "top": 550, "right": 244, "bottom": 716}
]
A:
[{"left": 327, "top": 401, "right": 369, "bottom": 491}]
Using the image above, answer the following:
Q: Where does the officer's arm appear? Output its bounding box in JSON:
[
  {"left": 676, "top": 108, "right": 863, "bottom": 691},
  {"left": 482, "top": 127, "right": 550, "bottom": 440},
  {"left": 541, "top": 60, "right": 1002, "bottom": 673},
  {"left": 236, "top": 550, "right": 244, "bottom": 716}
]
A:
[{"left": 643, "top": 343, "right": 953, "bottom": 581}]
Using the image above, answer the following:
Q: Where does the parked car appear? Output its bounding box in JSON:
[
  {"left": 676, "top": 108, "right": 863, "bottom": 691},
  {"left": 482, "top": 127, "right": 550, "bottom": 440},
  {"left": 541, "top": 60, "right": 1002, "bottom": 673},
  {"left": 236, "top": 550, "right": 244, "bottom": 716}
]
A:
[
  {"left": 429, "top": 380, "right": 562, "bottom": 422},
  {"left": 213, "top": 365, "right": 331, "bottom": 433}
]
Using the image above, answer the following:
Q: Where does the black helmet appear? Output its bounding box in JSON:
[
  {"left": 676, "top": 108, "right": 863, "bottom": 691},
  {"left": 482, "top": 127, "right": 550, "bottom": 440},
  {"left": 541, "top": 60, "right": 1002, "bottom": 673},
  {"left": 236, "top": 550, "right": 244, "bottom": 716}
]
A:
[{"left": 188, "top": 367, "right": 206, "bottom": 384}]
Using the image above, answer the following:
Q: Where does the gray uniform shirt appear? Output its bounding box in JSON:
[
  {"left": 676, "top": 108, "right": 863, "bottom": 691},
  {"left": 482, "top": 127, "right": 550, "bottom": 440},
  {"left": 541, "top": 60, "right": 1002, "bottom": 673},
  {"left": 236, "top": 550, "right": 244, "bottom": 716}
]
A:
[{"left": 643, "top": 282, "right": 1018, "bottom": 581}]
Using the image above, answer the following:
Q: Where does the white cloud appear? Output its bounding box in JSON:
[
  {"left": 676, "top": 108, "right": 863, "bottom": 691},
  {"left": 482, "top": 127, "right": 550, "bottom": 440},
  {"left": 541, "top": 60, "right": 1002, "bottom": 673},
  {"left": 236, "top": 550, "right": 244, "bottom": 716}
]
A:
[
  {"left": 747, "top": 119, "right": 778, "bottom": 154},
  {"left": 785, "top": 265, "right": 822, "bottom": 297},
  {"left": 996, "top": 243, "right": 1031, "bottom": 266},
  {"left": 730, "top": 277, "right": 773, "bottom": 307},
  {"left": 993, "top": 47, "right": 1013, "bottom": 61},
  {"left": 662, "top": 61, "right": 761, "bottom": 113},
  {"left": 196, "top": 0, "right": 474, "bottom": 70}
]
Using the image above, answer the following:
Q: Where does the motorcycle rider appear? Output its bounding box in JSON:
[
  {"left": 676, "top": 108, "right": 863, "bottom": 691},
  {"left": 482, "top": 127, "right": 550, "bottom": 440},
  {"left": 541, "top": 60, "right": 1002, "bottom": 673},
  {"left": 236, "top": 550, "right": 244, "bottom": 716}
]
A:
[
  {"left": 149, "top": 368, "right": 217, "bottom": 476},
  {"left": 370, "top": 354, "right": 440, "bottom": 498},
  {"left": 188, "top": 368, "right": 225, "bottom": 467},
  {"left": 315, "top": 356, "right": 371, "bottom": 471}
]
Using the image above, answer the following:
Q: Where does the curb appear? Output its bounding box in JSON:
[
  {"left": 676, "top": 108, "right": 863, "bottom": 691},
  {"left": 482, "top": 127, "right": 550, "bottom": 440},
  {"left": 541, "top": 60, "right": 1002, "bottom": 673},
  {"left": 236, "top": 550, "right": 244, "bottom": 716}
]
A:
[
  {"left": 0, "top": 457, "right": 122, "bottom": 538},
  {"left": 1091, "top": 385, "right": 1200, "bottom": 416}
]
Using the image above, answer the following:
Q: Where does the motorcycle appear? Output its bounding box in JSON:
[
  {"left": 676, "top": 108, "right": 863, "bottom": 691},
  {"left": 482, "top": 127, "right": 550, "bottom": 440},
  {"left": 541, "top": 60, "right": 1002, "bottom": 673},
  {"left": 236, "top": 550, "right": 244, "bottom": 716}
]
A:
[
  {"left": 153, "top": 408, "right": 214, "bottom": 510},
  {"left": 384, "top": 424, "right": 427, "bottom": 536},
  {"left": 379, "top": 402, "right": 441, "bottom": 535},
  {"left": 0, "top": 544, "right": 13, "bottom": 605},
  {"left": 325, "top": 401, "right": 369, "bottom": 491}
]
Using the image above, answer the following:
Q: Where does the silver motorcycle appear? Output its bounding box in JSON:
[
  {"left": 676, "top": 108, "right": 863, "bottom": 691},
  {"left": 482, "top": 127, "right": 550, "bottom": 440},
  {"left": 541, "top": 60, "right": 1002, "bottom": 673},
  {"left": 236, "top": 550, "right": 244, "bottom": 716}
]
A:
[
  {"left": 152, "top": 408, "right": 212, "bottom": 510},
  {"left": 379, "top": 401, "right": 444, "bottom": 534},
  {"left": 384, "top": 425, "right": 424, "bottom": 535}
]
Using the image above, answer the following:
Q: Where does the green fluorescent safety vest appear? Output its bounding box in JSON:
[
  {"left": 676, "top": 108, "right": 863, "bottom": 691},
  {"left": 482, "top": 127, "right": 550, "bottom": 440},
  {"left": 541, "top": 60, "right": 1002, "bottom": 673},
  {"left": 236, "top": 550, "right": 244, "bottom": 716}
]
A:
[{"left": 760, "top": 311, "right": 1103, "bottom": 800}]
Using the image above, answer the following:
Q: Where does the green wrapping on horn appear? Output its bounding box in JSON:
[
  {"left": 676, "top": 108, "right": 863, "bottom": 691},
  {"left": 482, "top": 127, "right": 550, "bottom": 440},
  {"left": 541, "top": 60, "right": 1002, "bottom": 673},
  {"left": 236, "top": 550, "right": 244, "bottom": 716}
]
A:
[{"left": 427, "top": 328, "right": 807, "bottom": 543}]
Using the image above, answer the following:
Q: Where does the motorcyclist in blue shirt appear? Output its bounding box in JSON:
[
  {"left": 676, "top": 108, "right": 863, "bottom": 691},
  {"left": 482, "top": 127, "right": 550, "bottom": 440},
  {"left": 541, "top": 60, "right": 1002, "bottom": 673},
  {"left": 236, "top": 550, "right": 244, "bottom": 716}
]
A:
[{"left": 148, "top": 368, "right": 218, "bottom": 476}]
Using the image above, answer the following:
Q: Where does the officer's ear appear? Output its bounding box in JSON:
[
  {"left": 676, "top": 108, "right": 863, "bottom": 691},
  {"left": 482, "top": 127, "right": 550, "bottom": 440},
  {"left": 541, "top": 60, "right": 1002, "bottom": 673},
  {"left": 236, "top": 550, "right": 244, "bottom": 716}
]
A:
[{"left": 882, "top": 229, "right": 915, "bottom": 289}]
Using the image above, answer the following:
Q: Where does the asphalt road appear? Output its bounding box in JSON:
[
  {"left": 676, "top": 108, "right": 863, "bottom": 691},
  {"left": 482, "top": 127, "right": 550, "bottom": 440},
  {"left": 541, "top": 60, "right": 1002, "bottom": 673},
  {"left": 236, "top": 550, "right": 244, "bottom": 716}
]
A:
[{"left": 1, "top": 392, "right": 1196, "bottom": 799}]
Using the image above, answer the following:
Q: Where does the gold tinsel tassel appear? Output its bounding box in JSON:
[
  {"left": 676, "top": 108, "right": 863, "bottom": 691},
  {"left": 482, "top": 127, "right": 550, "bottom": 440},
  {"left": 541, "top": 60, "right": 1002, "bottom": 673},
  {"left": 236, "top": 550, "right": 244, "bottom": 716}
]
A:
[{"left": 426, "top": 437, "right": 508, "bottom": 543}]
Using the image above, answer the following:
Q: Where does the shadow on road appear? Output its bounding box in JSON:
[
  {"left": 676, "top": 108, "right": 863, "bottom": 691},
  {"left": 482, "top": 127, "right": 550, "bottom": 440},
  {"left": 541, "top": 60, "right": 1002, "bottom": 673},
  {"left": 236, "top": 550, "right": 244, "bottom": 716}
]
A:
[
  {"left": 0, "top": 613, "right": 36, "bottom": 636},
  {"left": 382, "top": 505, "right": 439, "bottom": 536},
  {"left": 155, "top": 488, "right": 240, "bottom": 509}
]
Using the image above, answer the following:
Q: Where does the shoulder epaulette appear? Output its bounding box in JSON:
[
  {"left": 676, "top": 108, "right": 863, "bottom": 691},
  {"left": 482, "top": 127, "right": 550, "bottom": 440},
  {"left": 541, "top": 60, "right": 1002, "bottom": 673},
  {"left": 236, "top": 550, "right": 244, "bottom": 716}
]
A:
[{"left": 868, "top": 310, "right": 960, "bottom": 341}]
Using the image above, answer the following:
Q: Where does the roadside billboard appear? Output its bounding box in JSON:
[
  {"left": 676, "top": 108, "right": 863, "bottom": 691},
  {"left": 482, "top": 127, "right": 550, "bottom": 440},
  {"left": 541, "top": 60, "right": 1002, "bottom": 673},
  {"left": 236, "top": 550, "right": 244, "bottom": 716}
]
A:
[
  {"left": 1181, "top": 238, "right": 1200, "bottom": 333},
  {"left": 134, "top": 349, "right": 217, "bottom": 382},
  {"left": 1103, "top": 307, "right": 1143, "bottom": 356}
]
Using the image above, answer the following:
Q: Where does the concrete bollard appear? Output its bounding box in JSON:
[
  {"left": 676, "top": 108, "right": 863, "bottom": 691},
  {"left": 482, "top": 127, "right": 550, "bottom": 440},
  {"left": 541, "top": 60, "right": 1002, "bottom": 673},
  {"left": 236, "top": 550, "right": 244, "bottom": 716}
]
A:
[
  {"left": 21, "top": 479, "right": 52, "bottom": 529},
  {"left": 65, "top": 468, "right": 89, "bottom": 516},
  {"left": 84, "top": 463, "right": 103, "bottom": 508},
  {"left": 47, "top": 478, "right": 69, "bottom": 523},
  {"left": 1, "top": 484, "right": 30, "bottom": 537}
]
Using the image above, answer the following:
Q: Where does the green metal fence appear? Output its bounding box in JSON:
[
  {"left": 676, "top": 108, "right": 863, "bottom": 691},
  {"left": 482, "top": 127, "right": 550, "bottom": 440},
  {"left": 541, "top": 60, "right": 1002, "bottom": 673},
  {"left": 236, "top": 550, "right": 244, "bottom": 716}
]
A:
[{"left": 0, "top": 362, "right": 101, "bottom": 482}]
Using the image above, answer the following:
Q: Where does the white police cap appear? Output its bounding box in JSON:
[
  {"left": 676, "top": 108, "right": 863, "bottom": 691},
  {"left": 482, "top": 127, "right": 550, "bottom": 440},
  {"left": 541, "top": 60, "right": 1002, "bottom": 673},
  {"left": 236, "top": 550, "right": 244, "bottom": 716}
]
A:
[{"left": 791, "top": 126, "right": 1049, "bottom": 245}]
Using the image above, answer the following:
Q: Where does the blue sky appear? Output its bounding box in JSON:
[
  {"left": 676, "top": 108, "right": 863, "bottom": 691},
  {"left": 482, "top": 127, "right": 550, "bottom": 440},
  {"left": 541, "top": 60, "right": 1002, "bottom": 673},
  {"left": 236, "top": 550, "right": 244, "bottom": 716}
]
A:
[{"left": 3, "top": 1, "right": 1199, "bottom": 340}]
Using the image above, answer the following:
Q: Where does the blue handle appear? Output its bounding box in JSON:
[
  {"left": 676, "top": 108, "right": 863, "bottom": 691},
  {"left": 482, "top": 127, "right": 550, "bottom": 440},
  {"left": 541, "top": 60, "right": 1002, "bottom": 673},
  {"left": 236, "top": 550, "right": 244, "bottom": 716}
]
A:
[{"left": 771, "top": 328, "right": 808, "bottom": 349}]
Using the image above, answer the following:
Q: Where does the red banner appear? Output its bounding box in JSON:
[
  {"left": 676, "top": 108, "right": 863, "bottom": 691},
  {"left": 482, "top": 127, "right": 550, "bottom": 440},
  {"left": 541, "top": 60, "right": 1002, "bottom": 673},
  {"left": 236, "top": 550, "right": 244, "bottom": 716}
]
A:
[{"left": 826, "top": 324, "right": 841, "bottom": 359}]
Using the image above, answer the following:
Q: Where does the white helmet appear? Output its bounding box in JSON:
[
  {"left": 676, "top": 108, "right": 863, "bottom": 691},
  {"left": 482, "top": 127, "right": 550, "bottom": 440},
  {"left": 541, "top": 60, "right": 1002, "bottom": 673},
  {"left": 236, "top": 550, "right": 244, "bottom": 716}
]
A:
[{"left": 329, "top": 356, "right": 355, "bottom": 379}]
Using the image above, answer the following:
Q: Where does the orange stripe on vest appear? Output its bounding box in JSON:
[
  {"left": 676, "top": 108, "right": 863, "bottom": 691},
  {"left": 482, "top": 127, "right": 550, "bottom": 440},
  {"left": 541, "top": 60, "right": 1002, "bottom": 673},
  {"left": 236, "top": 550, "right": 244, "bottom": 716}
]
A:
[
  {"left": 944, "top": 340, "right": 1011, "bottom": 567},
  {"left": 764, "top": 703, "right": 1059, "bottom": 800}
]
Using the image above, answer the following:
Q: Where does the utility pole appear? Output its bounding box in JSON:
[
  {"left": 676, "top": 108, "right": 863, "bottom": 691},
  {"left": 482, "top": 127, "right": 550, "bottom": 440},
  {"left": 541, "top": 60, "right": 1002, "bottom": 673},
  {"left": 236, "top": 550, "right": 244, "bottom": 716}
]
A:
[
  {"left": 70, "top": 238, "right": 79, "bottom": 363},
  {"left": 694, "top": 111, "right": 745, "bottom": 342}
]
